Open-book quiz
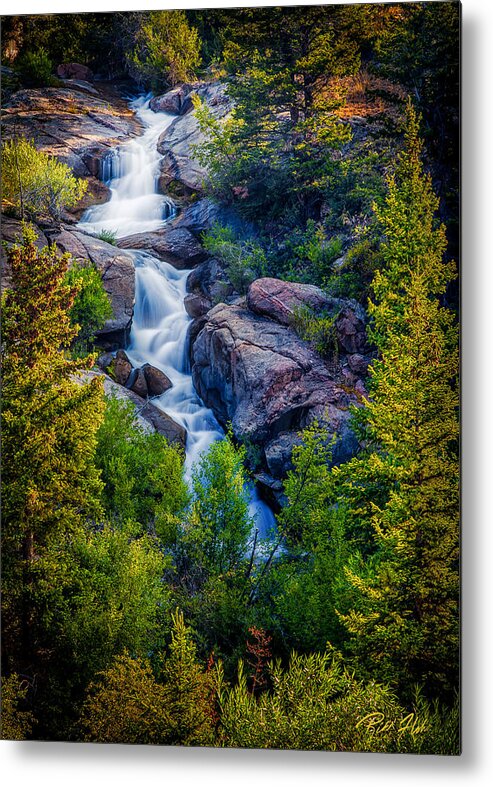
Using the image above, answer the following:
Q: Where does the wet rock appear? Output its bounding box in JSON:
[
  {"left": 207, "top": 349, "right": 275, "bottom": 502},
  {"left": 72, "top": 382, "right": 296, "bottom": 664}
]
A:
[
  {"left": 117, "top": 227, "right": 207, "bottom": 269},
  {"left": 173, "top": 197, "right": 249, "bottom": 238},
  {"left": 184, "top": 292, "right": 212, "bottom": 319},
  {"left": 186, "top": 257, "right": 233, "bottom": 301},
  {"left": 77, "top": 370, "right": 186, "bottom": 450},
  {"left": 129, "top": 367, "right": 148, "bottom": 398},
  {"left": 112, "top": 349, "right": 132, "bottom": 386},
  {"left": 142, "top": 363, "right": 173, "bottom": 396},
  {"left": 2, "top": 86, "right": 139, "bottom": 182}
]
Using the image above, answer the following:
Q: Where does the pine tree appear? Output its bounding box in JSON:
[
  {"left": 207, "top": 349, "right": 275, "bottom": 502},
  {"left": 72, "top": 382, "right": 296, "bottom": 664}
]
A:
[
  {"left": 335, "top": 102, "right": 459, "bottom": 697},
  {"left": 1, "top": 225, "right": 105, "bottom": 675}
]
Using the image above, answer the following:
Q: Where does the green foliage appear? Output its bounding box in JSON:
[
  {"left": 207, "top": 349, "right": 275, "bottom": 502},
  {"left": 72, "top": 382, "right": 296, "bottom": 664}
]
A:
[
  {"left": 292, "top": 305, "right": 339, "bottom": 361},
  {"left": 193, "top": 6, "right": 359, "bottom": 227},
  {"left": 80, "top": 652, "right": 170, "bottom": 744},
  {"left": 1, "top": 225, "right": 105, "bottom": 734},
  {"left": 2, "top": 138, "right": 87, "bottom": 221},
  {"left": 202, "top": 223, "right": 267, "bottom": 295},
  {"left": 14, "top": 47, "right": 57, "bottom": 87},
  {"left": 1, "top": 224, "right": 104, "bottom": 575},
  {"left": 0, "top": 674, "right": 35, "bottom": 740},
  {"left": 216, "top": 647, "right": 435, "bottom": 752},
  {"left": 274, "top": 220, "right": 343, "bottom": 286},
  {"left": 64, "top": 261, "right": 113, "bottom": 356},
  {"left": 81, "top": 611, "right": 215, "bottom": 746},
  {"left": 333, "top": 103, "right": 459, "bottom": 697},
  {"left": 95, "top": 395, "right": 188, "bottom": 543},
  {"left": 129, "top": 10, "right": 201, "bottom": 91},
  {"left": 184, "top": 435, "right": 254, "bottom": 576},
  {"left": 96, "top": 228, "right": 117, "bottom": 245}
]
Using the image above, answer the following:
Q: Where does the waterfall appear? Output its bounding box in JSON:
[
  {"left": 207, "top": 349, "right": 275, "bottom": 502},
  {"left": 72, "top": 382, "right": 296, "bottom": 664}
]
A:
[{"left": 78, "top": 95, "right": 276, "bottom": 540}]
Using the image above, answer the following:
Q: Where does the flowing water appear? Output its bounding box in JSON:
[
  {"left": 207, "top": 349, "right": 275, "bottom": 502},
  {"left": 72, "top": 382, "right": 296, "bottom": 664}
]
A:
[{"left": 79, "top": 95, "right": 276, "bottom": 539}]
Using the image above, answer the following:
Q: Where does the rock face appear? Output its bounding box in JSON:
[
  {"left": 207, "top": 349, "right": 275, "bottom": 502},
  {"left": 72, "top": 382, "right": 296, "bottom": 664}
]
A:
[
  {"left": 2, "top": 84, "right": 140, "bottom": 185},
  {"left": 117, "top": 227, "right": 207, "bottom": 269},
  {"left": 52, "top": 229, "right": 135, "bottom": 348},
  {"left": 189, "top": 278, "right": 372, "bottom": 498},
  {"left": 173, "top": 197, "right": 253, "bottom": 238},
  {"left": 150, "top": 84, "right": 194, "bottom": 115},
  {"left": 156, "top": 82, "right": 232, "bottom": 193},
  {"left": 186, "top": 257, "right": 234, "bottom": 303}
]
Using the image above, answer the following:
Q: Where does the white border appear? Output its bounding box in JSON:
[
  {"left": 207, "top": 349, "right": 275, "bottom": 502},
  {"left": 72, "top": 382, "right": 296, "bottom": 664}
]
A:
[{"left": 2, "top": 1, "right": 492, "bottom": 785}]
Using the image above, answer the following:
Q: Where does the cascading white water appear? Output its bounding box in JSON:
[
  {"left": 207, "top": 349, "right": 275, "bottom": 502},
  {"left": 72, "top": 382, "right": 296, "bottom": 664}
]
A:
[{"left": 78, "top": 95, "right": 276, "bottom": 540}]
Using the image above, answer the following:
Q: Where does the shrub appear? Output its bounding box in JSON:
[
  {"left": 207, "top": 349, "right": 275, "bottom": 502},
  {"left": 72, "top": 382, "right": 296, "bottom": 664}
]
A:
[
  {"left": 95, "top": 395, "right": 188, "bottom": 544},
  {"left": 64, "top": 261, "right": 112, "bottom": 356},
  {"left": 203, "top": 224, "right": 267, "bottom": 295},
  {"left": 14, "top": 47, "right": 57, "bottom": 87},
  {"left": 2, "top": 138, "right": 87, "bottom": 221},
  {"left": 96, "top": 228, "right": 117, "bottom": 245},
  {"left": 292, "top": 304, "right": 339, "bottom": 361}
]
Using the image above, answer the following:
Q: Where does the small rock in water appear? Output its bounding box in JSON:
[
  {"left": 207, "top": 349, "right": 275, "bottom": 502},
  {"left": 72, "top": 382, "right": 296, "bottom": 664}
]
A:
[
  {"left": 130, "top": 367, "right": 148, "bottom": 398},
  {"left": 142, "top": 363, "right": 173, "bottom": 396},
  {"left": 112, "top": 349, "right": 132, "bottom": 386}
]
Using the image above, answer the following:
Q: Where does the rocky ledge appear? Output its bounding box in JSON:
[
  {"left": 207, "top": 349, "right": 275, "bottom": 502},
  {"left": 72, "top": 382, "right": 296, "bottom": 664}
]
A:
[
  {"left": 1, "top": 81, "right": 141, "bottom": 217},
  {"left": 189, "top": 277, "right": 371, "bottom": 505}
]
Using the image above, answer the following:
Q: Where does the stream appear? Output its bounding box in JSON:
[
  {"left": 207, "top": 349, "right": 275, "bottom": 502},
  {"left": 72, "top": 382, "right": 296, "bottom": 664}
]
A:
[{"left": 78, "top": 95, "right": 276, "bottom": 540}]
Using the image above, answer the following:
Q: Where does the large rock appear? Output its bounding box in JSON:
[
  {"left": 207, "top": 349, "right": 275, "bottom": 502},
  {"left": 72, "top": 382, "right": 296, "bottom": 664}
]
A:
[
  {"left": 52, "top": 228, "right": 135, "bottom": 347},
  {"left": 57, "top": 63, "right": 94, "bottom": 81},
  {"left": 173, "top": 197, "right": 254, "bottom": 238},
  {"left": 150, "top": 84, "right": 193, "bottom": 115},
  {"left": 190, "top": 301, "right": 364, "bottom": 478},
  {"left": 186, "top": 257, "right": 233, "bottom": 302},
  {"left": 112, "top": 349, "right": 132, "bottom": 385},
  {"left": 117, "top": 227, "right": 207, "bottom": 269},
  {"left": 2, "top": 85, "right": 140, "bottom": 185},
  {"left": 142, "top": 363, "right": 173, "bottom": 396},
  {"left": 156, "top": 82, "right": 232, "bottom": 193}
]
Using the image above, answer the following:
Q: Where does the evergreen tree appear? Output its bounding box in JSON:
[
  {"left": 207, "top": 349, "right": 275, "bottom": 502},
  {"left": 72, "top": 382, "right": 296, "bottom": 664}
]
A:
[
  {"left": 334, "top": 102, "right": 459, "bottom": 697},
  {"left": 1, "top": 225, "right": 105, "bottom": 677}
]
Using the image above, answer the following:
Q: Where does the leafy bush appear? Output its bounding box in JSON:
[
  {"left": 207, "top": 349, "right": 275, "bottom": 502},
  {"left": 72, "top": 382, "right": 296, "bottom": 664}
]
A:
[
  {"left": 216, "top": 648, "right": 437, "bottom": 752},
  {"left": 95, "top": 395, "right": 188, "bottom": 544},
  {"left": 202, "top": 223, "right": 267, "bottom": 295},
  {"left": 0, "top": 673, "right": 35, "bottom": 740},
  {"left": 2, "top": 138, "right": 87, "bottom": 221},
  {"left": 64, "top": 261, "right": 113, "bottom": 356},
  {"left": 129, "top": 10, "right": 201, "bottom": 91}
]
